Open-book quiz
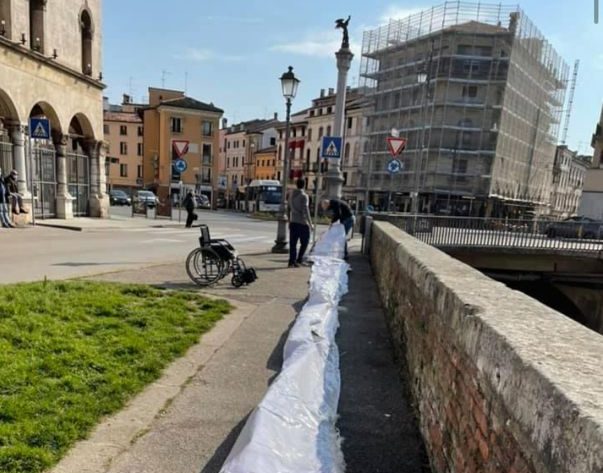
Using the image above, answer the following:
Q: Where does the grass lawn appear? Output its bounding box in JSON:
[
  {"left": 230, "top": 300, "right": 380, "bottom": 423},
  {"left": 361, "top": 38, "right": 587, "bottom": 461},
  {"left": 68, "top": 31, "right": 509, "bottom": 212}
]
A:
[{"left": 0, "top": 280, "right": 230, "bottom": 473}]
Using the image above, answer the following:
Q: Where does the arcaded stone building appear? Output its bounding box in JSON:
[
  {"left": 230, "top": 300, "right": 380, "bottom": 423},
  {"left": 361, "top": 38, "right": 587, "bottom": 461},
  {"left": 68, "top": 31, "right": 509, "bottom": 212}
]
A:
[{"left": 0, "top": 0, "right": 107, "bottom": 219}]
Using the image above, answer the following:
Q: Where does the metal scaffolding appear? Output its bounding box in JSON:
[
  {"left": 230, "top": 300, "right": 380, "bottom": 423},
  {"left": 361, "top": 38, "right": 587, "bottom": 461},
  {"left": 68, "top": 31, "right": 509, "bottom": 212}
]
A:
[{"left": 359, "top": 1, "right": 569, "bottom": 216}]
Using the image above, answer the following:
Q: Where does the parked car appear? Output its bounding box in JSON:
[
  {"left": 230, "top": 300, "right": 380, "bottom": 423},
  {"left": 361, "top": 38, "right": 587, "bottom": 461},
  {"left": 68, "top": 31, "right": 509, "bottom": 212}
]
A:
[
  {"left": 545, "top": 216, "right": 603, "bottom": 239},
  {"left": 134, "top": 190, "right": 158, "bottom": 208},
  {"left": 109, "top": 190, "right": 131, "bottom": 206},
  {"left": 196, "top": 195, "right": 211, "bottom": 209}
]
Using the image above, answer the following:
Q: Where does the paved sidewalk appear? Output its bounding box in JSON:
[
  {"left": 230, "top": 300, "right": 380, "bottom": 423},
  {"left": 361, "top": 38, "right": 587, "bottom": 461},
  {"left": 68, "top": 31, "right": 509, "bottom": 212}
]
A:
[{"left": 49, "top": 241, "right": 426, "bottom": 472}]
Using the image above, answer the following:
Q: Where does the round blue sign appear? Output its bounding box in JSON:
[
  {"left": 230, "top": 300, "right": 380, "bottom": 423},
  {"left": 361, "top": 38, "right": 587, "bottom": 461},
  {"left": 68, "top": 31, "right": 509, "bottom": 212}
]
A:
[
  {"left": 387, "top": 159, "right": 403, "bottom": 174},
  {"left": 173, "top": 159, "right": 187, "bottom": 173}
]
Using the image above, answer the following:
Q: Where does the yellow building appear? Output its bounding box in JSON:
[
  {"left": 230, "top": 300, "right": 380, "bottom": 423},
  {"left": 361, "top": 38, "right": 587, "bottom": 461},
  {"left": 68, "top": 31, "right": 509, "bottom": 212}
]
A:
[
  {"left": 0, "top": 0, "right": 107, "bottom": 219},
  {"left": 104, "top": 95, "right": 143, "bottom": 191},
  {"left": 142, "top": 88, "right": 223, "bottom": 214},
  {"left": 254, "top": 146, "right": 277, "bottom": 180}
]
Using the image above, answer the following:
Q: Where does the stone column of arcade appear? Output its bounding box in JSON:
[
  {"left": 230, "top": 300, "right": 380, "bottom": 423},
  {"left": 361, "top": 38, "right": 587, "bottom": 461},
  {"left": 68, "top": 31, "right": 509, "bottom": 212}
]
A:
[
  {"left": 87, "top": 139, "right": 109, "bottom": 218},
  {"left": 53, "top": 133, "right": 74, "bottom": 219},
  {"left": 10, "top": 125, "right": 32, "bottom": 222}
]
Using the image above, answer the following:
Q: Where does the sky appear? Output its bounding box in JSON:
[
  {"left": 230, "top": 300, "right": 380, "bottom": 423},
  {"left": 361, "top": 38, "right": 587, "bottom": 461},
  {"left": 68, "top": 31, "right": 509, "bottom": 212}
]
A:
[{"left": 102, "top": 0, "right": 602, "bottom": 154}]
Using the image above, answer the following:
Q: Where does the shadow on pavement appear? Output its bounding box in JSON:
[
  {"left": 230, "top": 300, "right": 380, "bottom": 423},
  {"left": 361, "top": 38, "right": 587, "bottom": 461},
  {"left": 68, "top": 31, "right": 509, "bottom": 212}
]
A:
[
  {"left": 336, "top": 251, "right": 430, "bottom": 473},
  {"left": 199, "top": 412, "right": 251, "bottom": 473}
]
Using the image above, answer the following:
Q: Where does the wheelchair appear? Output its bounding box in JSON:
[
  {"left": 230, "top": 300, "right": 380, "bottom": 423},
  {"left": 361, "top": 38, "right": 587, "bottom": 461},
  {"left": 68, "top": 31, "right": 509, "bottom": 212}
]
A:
[{"left": 185, "top": 224, "right": 257, "bottom": 288}]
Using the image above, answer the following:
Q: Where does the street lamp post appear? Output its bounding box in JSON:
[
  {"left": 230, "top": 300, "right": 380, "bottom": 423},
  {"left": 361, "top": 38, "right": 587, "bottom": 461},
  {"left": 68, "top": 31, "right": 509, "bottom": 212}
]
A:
[{"left": 272, "top": 66, "right": 300, "bottom": 254}]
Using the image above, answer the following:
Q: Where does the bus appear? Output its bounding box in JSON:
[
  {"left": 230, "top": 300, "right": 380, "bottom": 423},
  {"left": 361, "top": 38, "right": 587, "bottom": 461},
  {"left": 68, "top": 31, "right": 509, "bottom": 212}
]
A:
[{"left": 245, "top": 179, "right": 282, "bottom": 212}]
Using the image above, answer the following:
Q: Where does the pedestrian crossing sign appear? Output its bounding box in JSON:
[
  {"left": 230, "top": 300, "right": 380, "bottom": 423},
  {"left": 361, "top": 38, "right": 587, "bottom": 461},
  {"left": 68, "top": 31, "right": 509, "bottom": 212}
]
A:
[
  {"left": 29, "top": 118, "right": 50, "bottom": 140},
  {"left": 321, "top": 136, "right": 342, "bottom": 159}
]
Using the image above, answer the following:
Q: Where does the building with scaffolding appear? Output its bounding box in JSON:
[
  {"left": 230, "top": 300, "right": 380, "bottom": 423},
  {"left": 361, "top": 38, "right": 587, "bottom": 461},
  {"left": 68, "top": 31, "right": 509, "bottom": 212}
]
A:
[{"left": 359, "top": 2, "right": 569, "bottom": 217}]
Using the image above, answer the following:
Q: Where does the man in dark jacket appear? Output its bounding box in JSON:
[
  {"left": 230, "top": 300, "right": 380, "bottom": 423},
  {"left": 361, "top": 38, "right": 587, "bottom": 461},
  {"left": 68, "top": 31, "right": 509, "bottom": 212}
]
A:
[
  {"left": 183, "top": 191, "right": 196, "bottom": 228},
  {"left": 321, "top": 198, "right": 354, "bottom": 258},
  {"left": 287, "top": 178, "right": 313, "bottom": 267},
  {"left": 5, "top": 170, "right": 26, "bottom": 215}
]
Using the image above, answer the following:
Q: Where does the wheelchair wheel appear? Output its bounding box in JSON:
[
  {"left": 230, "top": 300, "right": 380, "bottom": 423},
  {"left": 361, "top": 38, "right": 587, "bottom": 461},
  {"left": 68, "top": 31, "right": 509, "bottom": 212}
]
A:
[
  {"left": 186, "top": 248, "right": 224, "bottom": 286},
  {"left": 231, "top": 275, "right": 243, "bottom": 288}
]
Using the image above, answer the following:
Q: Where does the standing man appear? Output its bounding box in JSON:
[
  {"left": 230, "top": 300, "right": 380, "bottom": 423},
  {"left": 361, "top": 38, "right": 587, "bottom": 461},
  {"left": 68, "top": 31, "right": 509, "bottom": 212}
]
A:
[
  {"left": 321, "top": 198, "right": 354, "bottom": 258},
  {"left": 288, "top": 178, "right": 313, "bottom": 268}
]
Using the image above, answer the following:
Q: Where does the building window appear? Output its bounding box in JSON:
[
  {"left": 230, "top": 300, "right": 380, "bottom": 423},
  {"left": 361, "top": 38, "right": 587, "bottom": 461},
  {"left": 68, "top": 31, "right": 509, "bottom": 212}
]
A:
[
  {"left": 326, "top": 125, "right": 331, "bottom": 136},
  {"left": 318, "top": 109, "right": 323, "bottom": 116},
  {"left": 202, "top": 121, "right": 213, "bottom": 136},
  {"left": 202, "top": 144, "right": 212, "bottom": 165},
  {"left": 310, "top": 110, "right": 315, "bottom": 117},
  {"left": 0, "top": 2, "right": 12, "bottom": 40},
  {"left": 170, "top": 117, "right": 182, "bottom": 133},
  {"left": 307, "top": 128, "right": 312, "bottom": 142},
  {"left": 137, "top": 165, "right": 143, "bottom": 178},
  {"left": 347, "top": 117, "right": 353, "bottom": 129},
  {"left": 270, "top": 137, "right": 276, "bottom": 146},
  {"left": 103, "top": 124, "right": 109, "bottom": 134},
  {"left": 462, "top": 85, "right": 478, "bottom": 98},
  {"left": 137, "top": 143, "right": 143, "bottom": 156},
  {"left": 29, "top": 0, "right": 45, "bottom": 53},
  {"left": 327, "top": 106, "right": 332, "bottom": 114},
  {"left": 137, "top": 126, "right": 143, "bottom": 136},
  {"left": 120, "top": 125, "right": 127, "bottom": 136},
  {"left": 344, "top": 142, "right": 350, "bottom": 160},
  {"left": 120, "top": 164, "right": 128, "bottom": 177},
  {"left": 120, "top": 142, "right": 127, "bottom": 155},
  {"left": 318, "top": 127, "right": 324, "bottom": 139},
  {"left": 80, "top": 9, "right": 93, "bottom": 74},
  {"left": 227, "top": 141, "right": 231, "bottom": 149},
  {"left": 463, "top": 60, "right": 481, "bottom": 75}
]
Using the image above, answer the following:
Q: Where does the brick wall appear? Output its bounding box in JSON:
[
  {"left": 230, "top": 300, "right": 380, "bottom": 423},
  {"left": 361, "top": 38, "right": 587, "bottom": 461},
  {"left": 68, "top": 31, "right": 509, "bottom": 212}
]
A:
[{"left": 369, "top": 221, "right": 603, "bottom": 473}]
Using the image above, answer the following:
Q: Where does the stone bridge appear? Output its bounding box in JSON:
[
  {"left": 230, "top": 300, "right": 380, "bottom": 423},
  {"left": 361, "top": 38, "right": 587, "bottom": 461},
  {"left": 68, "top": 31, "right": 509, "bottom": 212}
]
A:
[
  {"left": 364, "top": 220, "right": 602, "bottom": 473},
  {"left": 367, "top": 214, "right": 603, "bottom": 333}
]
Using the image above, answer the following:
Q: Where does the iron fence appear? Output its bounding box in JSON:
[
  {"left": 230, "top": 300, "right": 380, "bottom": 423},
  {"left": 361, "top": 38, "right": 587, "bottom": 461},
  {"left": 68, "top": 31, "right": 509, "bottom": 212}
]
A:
[{"left": 371, "top": 214, "right": 603, "bottom": 254}]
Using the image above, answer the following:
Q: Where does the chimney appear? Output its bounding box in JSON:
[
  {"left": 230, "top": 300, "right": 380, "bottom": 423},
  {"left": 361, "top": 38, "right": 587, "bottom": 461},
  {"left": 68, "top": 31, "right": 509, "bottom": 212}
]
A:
[
  {"left": 222, "top": 118, "right": 228, "bottom": 129},
  {"left": 320, "top": 89, "right": 325, "bottom": 98},
  {"left": 346, "top": 86, "right": 351, "bottom": 92},
  {"left": 328, "top": 88, "right": 335, "bottom": 95},
  {"left": 122, "top": 94, "right": 131, "bottom": 104},
  {"left": 273, "top": 112, "right": 278, "bottom": 120},
  {"left": 103, "top": 97, "right": 110, "bottom": 111}
]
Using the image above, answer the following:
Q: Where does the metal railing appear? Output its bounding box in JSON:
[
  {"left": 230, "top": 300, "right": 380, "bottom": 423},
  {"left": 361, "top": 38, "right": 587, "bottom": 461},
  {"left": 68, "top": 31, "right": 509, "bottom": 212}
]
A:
[{"left": 371, "top": 214, "right": 603, "bottom": 255}]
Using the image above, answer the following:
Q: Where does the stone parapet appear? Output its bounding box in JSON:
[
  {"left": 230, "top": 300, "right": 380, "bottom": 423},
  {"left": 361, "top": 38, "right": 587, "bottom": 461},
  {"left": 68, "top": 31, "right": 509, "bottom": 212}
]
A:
[{"left": 369, "top": 221, "right": 603, "bottom": 473}]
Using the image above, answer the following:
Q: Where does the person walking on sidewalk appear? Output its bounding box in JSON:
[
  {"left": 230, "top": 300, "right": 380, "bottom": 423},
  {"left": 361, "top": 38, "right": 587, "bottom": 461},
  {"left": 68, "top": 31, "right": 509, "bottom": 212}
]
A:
[
  {"left": 321, "top": 198, "right": 354, "bottom": 258},
  {"left": 183, "top": 191, "right": 197, "bottom": 228},
  {"left": 288, "top": 178, "right": 313, "bottom": 268}
]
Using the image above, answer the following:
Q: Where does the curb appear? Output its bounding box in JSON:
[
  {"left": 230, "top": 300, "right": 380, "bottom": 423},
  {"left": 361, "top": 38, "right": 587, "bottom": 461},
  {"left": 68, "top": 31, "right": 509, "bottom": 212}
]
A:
[{"left": 48, "top": 298, "right": 258, "bottom": 473}]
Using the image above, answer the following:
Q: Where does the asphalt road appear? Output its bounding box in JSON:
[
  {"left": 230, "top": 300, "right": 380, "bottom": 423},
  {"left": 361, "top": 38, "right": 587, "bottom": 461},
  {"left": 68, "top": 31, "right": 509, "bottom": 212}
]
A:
[{"left": 0, "top": 210, "right": 280, "bottom": 284}]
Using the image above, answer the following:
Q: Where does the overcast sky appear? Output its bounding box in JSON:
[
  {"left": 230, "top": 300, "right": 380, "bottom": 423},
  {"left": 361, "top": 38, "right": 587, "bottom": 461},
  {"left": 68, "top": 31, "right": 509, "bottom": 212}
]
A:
[{"left": 103, "top": 0, "right": 602, "bottom": 153}]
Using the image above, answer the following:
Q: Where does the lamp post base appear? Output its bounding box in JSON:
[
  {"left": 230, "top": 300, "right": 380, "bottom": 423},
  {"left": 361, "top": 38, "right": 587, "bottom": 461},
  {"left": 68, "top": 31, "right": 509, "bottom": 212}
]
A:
[
  {"left": 271, "top": 240, "right": 289, "bottom": 254},
  {"left": 272, "top": 215, "right": 289, "bottom": 253}
]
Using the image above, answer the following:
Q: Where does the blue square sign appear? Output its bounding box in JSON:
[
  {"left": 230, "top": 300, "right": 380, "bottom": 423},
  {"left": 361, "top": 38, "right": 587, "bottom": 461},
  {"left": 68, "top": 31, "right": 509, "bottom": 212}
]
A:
[
  {"left": 29, "top": 118, "right": 51, "bottom": 140},
  {"left": 321, "top": 136, "right": 342, "bottom": 159}
]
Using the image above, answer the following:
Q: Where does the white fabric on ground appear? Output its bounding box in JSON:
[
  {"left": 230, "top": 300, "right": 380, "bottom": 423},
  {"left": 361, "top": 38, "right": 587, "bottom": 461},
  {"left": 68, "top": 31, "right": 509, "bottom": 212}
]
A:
[{"left": 219, "top": 225, "right": 349, "bottom": 473}]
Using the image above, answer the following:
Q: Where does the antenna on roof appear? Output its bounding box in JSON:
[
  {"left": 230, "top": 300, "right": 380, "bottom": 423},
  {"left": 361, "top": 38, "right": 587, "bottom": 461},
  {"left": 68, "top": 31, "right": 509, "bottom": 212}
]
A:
[
  {"left": 161, "top": 70, "right": 171, "bottom": 88},
  {"left": 184, "top": 71, "right": 188, "bottom": 94}
]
